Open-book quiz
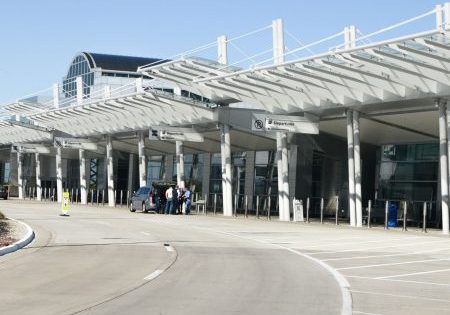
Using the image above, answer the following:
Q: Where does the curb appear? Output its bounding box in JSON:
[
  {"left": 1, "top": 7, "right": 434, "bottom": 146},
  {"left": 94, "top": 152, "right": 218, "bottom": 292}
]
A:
[{"left": 0, "top": 218, "right": 35, "bottom": 256}]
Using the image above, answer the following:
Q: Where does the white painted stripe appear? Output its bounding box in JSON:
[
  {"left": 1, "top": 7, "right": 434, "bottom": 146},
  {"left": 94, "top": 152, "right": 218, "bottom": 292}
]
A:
[
  {"left": 299, "top": 236, "right": 422, "bottom": 250},
  {"left": 353, "top": 311, "right": 383, "bottom": 315},
  {"left": 323, "top": 246, "right": 450, "bottom": 261},
  {"left": 144, "top": 269, "right": 163, "bottom": 281},
  {"left": 350, "top": 290, "right": 450, "bottom": 303},
  {"left": 345, "top": 275, "right": 450, "bottom": 287},
  {"left": 214, "top": 230, "right": 352, "bottom": 315},
  {"left": 141, "top": 231, "right": 150, "bottom": 236},
  {"left": 308, "top": 239, "right": 449, "bottom": 256},
  {"left": 336, "top": 258, "right": 450, "bottom": 270},
  {"left": 165, "top": 245, "right": 175, "bottom": 252},
  {"left": 376, "top": 268, "right": 450, "bottom": 279}
]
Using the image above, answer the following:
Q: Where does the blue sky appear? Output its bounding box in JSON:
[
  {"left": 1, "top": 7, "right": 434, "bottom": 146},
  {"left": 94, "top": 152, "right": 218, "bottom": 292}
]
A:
[{"left": 0, "top": 0, "right": 444, "bottom": 104}]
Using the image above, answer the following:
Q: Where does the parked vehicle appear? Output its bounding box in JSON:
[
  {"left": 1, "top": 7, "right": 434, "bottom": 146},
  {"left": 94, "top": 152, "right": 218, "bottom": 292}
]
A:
[
  {"left": 0, "top": 186, "right": 8, "bottom": 200},
  {"left": 129, "top": 181, "right": 176, "bottom": 213}
]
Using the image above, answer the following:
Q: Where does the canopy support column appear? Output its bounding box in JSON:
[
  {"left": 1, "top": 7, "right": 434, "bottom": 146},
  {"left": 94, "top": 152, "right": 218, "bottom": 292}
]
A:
[
  {"left": 35, "top": 153, "right": 41, "bottom": 201},
  {"left": 347, "top": 110, "right": 356, "bottom": 227},
  {"left": 138, "top": 132, "right": 146, "bottom": 187},
  {"left": 106, "top": 135, "right": 115, "bottom": 207},
  {"left": 128, "top": 153, "right": 135, "bottom": 193},
  {"left": 441, "top": 100, "right": 450, "bottom": 234},
  {"left": 277, "top": 132, "right": 290, "bottom": 221},
  {"left": 176, "top": 141, "right": 185, "bottom": 188},
  {"left": 353, "top": 111, "right": 363, "bottom": 227},
  {"left": 56, "top": 147, "right": 63, "bottom": 203},
  {"left": 79, "top": 149, "right": 87, "bottom": 204},
  {"left": 17, "top": 152, "right": 23, "bottom": 200},
  {"left": 221, "top": 124, "right": 233, "bottom": 216}
]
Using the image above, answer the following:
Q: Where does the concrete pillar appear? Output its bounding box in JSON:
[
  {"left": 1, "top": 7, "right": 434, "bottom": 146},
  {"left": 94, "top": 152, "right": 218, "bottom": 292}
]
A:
[
  {"left": 353, "top": 111, "right": 363, "bottom": 227},
  {"left": 138, "top": 132, "right": 147, "bottom": 187},
  {"left": 176, "top": 141, "right": 185, "bottom": 188},
  {"left": 441, "top": 101, "right": 450, "bottom": 234},
  {"left": 106, "top": 135, "right": 115, "bottom": 207},
  {"left": 128, "top": 153, "right": 135, "bottom": 193},
  {"left": 347, "top": 110, "right": 356, "bottom": 227},
  {"left": 17, "top": 152, "right": 23, "bottom": 200},
  {"left": 221, "top": 124, "right": 233, "bottom": 216},
  {"left": 277, "top": 132, "right": 290, "bottom": 221},
  {"left": 53, "top": 83, "right": 59, "bottom": 108},
  {"left": 35, "top": 153, "right": 41, "bottom": 201},
  {"left": 56, "top": 147, "right": 63, "bottom": 203},
  {"left": 76, "top": 76, "right": 83, "bottom": 105},
  {"left": 79, "top": 149, "right": 87, "bottom": 204},
  {"left": 272, "top": 19, "right": 284, "bottom": 65}
]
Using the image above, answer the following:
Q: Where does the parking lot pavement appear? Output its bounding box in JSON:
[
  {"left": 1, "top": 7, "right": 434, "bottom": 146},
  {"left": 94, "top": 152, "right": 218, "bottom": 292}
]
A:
[
  {"left": 161, "top": 215, "right": 450, "bottom": 315},
  {"left": 2, "top": 200, "right": 450, "bottom": 314}
]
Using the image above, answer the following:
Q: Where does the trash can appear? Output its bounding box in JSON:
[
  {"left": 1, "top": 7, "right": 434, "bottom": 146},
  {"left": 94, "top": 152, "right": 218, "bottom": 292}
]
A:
[{"left": 388, "top": 202, "right": 398, "bottom": 227}]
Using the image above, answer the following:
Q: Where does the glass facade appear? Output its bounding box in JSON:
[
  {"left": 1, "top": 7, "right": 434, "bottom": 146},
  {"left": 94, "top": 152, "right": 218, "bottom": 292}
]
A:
[
  {"left": 172, "top": 154, "right": 204, "bottom": 192},
  {"left": 147, "top": 156, "right": 164, "bottom": 186},
  {"left": 63, "top": 54, "right": 94, "bottom": 99},
  {"left": 254, "top": 151, "right": 278, "bottom": 198},
  {"left": 377, "top": 143, "right": 439, "bottom": 223}
]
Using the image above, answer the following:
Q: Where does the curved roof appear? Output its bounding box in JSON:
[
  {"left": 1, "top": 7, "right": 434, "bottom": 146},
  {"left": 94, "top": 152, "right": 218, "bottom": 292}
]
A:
[{"left": 81, "top": 52, "right": 167, "bottom": 72}]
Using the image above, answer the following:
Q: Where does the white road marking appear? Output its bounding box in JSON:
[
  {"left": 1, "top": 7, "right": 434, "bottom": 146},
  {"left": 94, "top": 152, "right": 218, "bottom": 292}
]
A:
[
  {"left": 308, "top": 239, "right": 449, "bottom": 256},
  {"left": 345, "top": 275, "right": 450, "bottom": 287},
  {"left": 322, "top": 246, "right": 450, "bottom": 261},
  {"left": 350, "top": 290, "right": 450, "bottom": 303},
  {"left": 143, "top": 269, "right": 163, "bottom": 281},
  {"left": 353, "top": 311, "right": 383, "bottom": 315},
  {"left": 376, "top": 268, "right": 450, "bottom": 279},
  {"left": 164, "top": 245, "right": 174, "bottom": 252},
  {"left": 141, "top": 231, "right": 150, "bottom": 236},
  {"left": 336, "top": 258, "right": 450, "bottom": 271},
  {"left": 298, "top": 236, "right": 421, "bottom": 250}
]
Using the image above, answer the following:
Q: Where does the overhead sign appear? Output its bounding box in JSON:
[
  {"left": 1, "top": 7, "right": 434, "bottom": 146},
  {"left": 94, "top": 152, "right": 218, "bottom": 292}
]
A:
[
  {"left": 251, "top": 114, "right": 319, "bottom": 134},
  {"left": 54, "top": 137, "right": 98, "bottom": 150},
  {"left": 12, "top": 144, "right": 53, "bottom": 154},
  {"left": 149, "top": 127, "right": 204, "bottom": 142}
]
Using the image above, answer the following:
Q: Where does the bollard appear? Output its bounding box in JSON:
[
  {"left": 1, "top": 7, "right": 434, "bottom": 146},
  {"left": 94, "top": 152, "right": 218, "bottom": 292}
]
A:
[
  {"left": 335, "top": 196, "right": 339, "bottom": 225},
  {"left": 384, "top": 200, "right": 389, "bottom": 230},
  {"left": 32, "top": 187, "right": 35, "bottom": 200},
  {"left": 114, "top": 190, "right": 117, "bottom": 206},
  {"left": 204, "top": 194, "right": 208, "bottom": 215},
  {"left": 102, "top": 189, "right": 105, "bottom": 206},
  {"left": 213, "top": 193, "right": 217, "bottom": 215},
  {"left": 306, "top": 197, "right": 310, "bottom": 223},
  {"left": 52, "top": 188, "right": 56, "bottom": 202},
  {"left": 423, "top": 202, "right": 427, "bottom": 233},
  {"left": 44, "top": 187, "right": 47, "bottom": 201},
  {"left": 70, "top": 188, "right": 73, "bottom": 203},
  {"left": 402, "top": 201, "right": 407, "bottom": 232},
  {"left": 267, "top": 196, "right": 271, "bottom": 220},
  {"left": 127, "top": 190, "right": 130, "bottom": 208},
  {"left": 256, "top": 195, "right": 260, "bottom": 219},
  {"left": 75, "top": 188, "right": 79, "bottom": 204},
  {"left": 245, "top": 195, "right": 248, "bottom": 218},
  {"left": 368, "top": 200, "right": 372, "bottom": 228},
  {"left": 91, "top": 190, "right": 94, "bottom": 206},
  {"left": 320, "top": 198, "right": 324, "bottom": 224},
  {"left": 96, "top": 190, "right": 99, "bottom": 206},
  {"left": 120, "top": 190, "right": 123, "bottom": 207},
  {"left": 29, "top": 187, "right": 32, "bottom": 200}
]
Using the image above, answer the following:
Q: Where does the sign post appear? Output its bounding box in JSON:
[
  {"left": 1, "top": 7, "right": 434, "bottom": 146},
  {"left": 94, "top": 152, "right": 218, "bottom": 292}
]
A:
[
  {"left": 149, "top": 127, "right": 204, "bottom": 142},
  {"left": 61, "top": 191, "right": 70, "bottom": 216},
  {"left": 293, "top": 198, "right": 304, "bottom": 222},
  {"left": 251, "top": 114, "right": 319, "bottom": 134}
]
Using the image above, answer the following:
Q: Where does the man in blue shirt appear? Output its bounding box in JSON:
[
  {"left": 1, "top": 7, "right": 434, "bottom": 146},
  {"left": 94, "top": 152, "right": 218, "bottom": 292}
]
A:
[{"left": 184, "top": 187, "right": 191, "bottom": 215}]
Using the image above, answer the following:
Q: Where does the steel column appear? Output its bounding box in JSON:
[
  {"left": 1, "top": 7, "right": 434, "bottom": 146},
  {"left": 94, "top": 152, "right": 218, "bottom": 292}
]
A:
[
  {"left": 353, "top": 111, "right": 363, "bottom": 227},
  {"left": 35, "top": 153, "right": 41, "bottom": 201},
  {"left": 56, "top": 147, "right": 63, "bottom": 203},
  {"left": 138, "top": 132, "right": 146, "bottom": 187},
  {"left": 106, "top": 135, "right": 115, "bottom": 207},
  {"left": 79, "top": 149, "right": 87, "bottom": 204},
  {"left": 347, "top": 110, "right": 356, "bottom": 227}
]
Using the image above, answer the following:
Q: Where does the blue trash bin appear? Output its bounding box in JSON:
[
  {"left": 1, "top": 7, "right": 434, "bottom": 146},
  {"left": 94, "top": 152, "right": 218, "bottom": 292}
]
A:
[{"left": 388, "top": 202, "right": 398, "bottom": 227}]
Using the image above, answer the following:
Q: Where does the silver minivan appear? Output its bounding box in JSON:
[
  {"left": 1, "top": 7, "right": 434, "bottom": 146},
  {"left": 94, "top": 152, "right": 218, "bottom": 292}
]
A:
[{"left": 129, "top": 186, "right": 156, "bottom": 212}]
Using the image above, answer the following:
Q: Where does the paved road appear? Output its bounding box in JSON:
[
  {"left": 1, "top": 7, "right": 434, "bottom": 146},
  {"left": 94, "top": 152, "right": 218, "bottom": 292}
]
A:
[{"left": 0, "top": 201, "right": 342, "bottom": 315}]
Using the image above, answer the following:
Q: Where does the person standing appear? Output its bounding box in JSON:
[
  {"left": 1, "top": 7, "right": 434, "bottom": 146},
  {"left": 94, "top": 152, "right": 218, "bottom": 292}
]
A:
[
  {"left": 184, "top": 187, "right": 192, "bottom": 215},
  {"left": 172, "top": 185, "right": 179, "bottom": 215},
  {"left": 165, "top": 186, "right": 173, "bottom": 215}
]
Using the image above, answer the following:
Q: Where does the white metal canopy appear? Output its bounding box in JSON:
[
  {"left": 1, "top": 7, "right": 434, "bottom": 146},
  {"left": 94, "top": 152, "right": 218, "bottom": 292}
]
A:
[
  {"left": 140, "top": 30, "right": 450, "bottom": 114},
  {"left": 0, "top": 120, "right": 53, "bottom": 144},
  {"left": 26, "top": 89, "right": 216, "bottom": 138}
]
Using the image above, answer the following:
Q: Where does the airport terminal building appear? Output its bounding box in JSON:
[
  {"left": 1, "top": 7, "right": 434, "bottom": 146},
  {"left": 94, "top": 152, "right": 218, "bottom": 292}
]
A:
[{"left": 1, "top": 3, "right": 450, "bottom": 232}]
